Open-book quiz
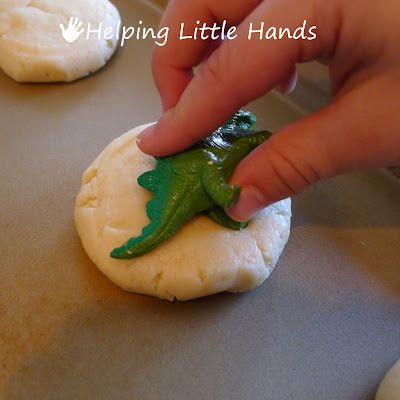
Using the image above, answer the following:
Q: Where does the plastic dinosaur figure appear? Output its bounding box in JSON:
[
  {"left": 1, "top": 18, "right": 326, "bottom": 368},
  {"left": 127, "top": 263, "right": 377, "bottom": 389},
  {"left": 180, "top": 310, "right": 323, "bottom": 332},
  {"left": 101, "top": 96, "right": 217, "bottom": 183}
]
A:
[{"left": 111, "top": 110, "right": 272, "bottom": 259}]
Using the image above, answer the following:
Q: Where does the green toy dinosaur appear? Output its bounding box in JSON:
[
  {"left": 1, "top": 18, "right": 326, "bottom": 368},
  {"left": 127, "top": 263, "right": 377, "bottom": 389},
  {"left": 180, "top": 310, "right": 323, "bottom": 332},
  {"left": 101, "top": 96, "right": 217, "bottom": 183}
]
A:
[{"left": 110, "top": 110, "right": 272, "bottom": 259}]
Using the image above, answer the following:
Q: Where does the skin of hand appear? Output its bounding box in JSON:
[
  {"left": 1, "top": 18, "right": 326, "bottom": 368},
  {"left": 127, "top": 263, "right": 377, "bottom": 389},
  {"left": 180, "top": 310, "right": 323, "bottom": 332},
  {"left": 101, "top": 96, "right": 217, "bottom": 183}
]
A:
[{"left": 137, "top": 0, "right": 400, "bottom": 221}]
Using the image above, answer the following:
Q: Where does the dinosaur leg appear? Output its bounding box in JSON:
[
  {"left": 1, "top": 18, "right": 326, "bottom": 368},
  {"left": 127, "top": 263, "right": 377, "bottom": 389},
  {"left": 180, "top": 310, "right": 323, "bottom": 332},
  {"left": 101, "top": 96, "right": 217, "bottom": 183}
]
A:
[
  {"left": 206, "top": 206, "right": 248, "bottom": 230},
  {"left": 202, "top": 166, "right": 240, "bottom": 209}
]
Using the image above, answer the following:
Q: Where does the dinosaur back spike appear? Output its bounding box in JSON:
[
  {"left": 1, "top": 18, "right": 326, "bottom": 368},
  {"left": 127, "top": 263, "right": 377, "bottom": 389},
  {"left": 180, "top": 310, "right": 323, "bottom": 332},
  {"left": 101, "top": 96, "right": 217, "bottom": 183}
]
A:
[
  {"left": 146, "top": 198, "right": 159, "bottom": 221},
  {"left": 137, "top": 170, "right": 157, "bottom": 191}
]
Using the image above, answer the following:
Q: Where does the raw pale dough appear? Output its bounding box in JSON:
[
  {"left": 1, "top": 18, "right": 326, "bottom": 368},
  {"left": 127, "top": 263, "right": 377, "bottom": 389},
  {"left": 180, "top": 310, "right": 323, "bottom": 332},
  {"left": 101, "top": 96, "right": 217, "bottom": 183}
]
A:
[
  {"left": 75, "top": 124, "right": 292, "bottom": 301},
  {"left": 376, "top": 359, "right": 400, "bottom": 400},
  {"left": 0, "top": 0, "right": 120, "bottom": 82}
]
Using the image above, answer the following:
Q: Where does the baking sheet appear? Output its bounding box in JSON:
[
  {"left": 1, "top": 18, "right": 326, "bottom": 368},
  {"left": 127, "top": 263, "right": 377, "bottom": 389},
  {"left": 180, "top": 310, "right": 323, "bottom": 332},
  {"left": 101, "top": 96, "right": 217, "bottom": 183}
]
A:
[{"left": 1, "top": 1, "right": 399, "bottom": 399}]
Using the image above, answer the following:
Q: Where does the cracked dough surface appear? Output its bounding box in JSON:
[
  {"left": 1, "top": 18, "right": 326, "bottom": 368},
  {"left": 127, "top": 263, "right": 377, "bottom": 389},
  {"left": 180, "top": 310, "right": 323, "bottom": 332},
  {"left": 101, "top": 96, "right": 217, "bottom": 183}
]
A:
[
  {"left": 75, "top": 124, "right": 292, "bottom": 301},
  {"left": 376, "top": 359, "right": 400, "bottom": 400},
  {"left": 0, "top": 0, "right": 120, "bottom": 82}
]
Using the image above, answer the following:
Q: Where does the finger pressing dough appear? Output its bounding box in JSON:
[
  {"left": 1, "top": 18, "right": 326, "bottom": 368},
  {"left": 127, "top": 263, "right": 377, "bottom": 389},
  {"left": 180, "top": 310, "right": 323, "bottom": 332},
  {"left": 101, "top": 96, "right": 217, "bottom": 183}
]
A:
[
  {"left": 74, "top": 124, "right": 292, "bottom": 301},
  {"left": 376, "top": 359, "right": 400, "bottom": 400},
  {"left": 0, "top": 0, "right": 120, "bottom": 82}
]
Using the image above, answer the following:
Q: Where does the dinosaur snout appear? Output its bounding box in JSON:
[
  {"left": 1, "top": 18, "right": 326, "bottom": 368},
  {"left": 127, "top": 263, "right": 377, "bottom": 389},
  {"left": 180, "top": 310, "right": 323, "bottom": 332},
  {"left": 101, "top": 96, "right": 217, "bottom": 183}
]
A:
[{"left": 251, "top": 130, "right": 273, "bottom": 148}]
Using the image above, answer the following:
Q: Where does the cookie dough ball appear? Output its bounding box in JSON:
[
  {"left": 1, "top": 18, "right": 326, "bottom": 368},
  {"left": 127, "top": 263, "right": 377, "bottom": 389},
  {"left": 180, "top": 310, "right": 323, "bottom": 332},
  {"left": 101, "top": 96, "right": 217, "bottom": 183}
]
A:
[
  {"left": 376, "top": 359, "right": 400, "bottom": 400},
  {"left": 0, "top": 0, "right": 120, "bottom": 82},
  {"left": 75, "top": 124, "right": 292, "bottom": 301}
]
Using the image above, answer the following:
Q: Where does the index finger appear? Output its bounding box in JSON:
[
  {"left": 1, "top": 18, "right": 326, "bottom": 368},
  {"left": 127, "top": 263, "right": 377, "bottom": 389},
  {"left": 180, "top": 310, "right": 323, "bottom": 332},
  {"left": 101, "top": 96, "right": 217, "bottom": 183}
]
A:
[{"left": 153, "top": 0, "right": 262, "bottom": 110}]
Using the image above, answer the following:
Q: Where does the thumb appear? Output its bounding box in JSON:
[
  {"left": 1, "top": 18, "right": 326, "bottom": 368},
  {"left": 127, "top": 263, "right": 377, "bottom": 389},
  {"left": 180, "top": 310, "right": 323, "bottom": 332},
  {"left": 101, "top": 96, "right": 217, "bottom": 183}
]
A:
[
  {"left": 59, "top": 23, "right": 65, "bottom": 32},
  {"left": 227, "top": 76, "right": 400, "bottom": 221}
]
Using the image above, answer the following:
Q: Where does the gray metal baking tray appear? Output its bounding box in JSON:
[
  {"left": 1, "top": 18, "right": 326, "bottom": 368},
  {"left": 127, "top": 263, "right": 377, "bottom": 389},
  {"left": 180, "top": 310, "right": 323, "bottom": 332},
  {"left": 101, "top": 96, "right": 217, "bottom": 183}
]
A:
[{"left": 1, "top": 1, "right": 399, "bottom": 399}]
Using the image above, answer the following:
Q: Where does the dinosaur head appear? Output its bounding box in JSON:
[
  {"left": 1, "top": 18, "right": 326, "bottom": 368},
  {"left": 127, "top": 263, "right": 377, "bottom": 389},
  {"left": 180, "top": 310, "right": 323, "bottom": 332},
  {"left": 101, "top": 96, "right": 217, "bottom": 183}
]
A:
[
  {"left": 222, "top": 129, "right": 272, "bottom": 156},
  {"left": 221, "top": 109, "right": 257, "bottom": 132},
  {"left": 235, "top": 130, "right": 271, "bottom": 149},
  {"left": 205, "top": 129, "right": 272, "bottom": 176},
  {"left": 213, "top": 110, "right": 272, "bottom": 154}
]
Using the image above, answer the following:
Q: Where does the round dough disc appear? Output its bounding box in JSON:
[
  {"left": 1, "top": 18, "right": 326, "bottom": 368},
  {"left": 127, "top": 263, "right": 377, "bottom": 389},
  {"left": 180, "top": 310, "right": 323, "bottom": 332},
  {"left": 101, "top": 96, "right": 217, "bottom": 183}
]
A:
[
  {"left": 0, "top": 0, "right": 120, "bottom": 82},
  {"left": 75, "top": 124, "right": 292, "bottom": 301},
  {"left": 376, "top": 359, "right": 400, "bottom": 400}
]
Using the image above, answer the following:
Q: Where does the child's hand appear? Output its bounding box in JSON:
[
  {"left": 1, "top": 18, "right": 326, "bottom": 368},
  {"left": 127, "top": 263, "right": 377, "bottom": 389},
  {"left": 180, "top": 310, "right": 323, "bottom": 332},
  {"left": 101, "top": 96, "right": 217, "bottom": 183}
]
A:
[{"left": 138, "top": 0, "right": 400, "bottom": 221}]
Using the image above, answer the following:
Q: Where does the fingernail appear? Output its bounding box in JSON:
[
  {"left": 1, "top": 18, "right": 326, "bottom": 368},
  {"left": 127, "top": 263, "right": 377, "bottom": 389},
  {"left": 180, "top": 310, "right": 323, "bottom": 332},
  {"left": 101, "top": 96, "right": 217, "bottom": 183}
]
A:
[
  {"left": 227, "top": 185, "right": 267, "bottom": 222},
  {"left": 277, "top": 73, "right": 298, "bottom": 95},
  {"left": 137, "top": 125, "right": 156, "bottom": 152}
]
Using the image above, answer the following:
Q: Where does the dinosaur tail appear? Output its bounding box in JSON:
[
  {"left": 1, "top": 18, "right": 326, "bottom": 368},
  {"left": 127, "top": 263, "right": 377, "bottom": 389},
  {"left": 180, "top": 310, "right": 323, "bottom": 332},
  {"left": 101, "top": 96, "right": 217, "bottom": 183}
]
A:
[{"left": 110, "top": 190, "right": 195, "bottom": 259}]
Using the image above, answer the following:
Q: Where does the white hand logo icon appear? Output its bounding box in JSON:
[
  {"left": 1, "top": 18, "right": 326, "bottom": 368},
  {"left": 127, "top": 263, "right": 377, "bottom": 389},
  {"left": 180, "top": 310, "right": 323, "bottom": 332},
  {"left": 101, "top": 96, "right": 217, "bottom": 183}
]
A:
[{"left": 59, "top": 17, "right": 84, "bottom": 43}]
